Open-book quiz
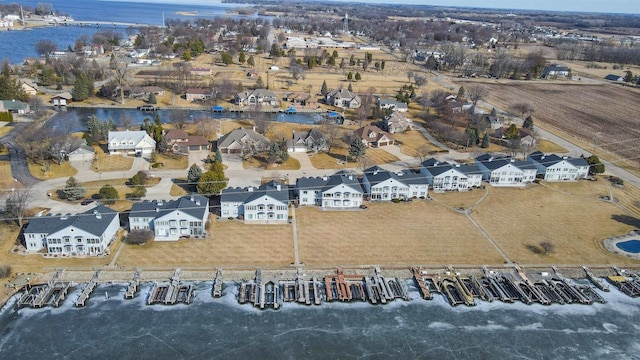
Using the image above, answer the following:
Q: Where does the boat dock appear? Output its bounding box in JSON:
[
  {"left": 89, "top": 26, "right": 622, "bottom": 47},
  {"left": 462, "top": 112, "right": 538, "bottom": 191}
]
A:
[
  {"left": 212, "top": 268, "right": 223, "bottom": 298},
  {"left": 412, "top": 267, "right": 433, "bottom": 300},
  {"left": 147, "top": 269, "right": 194, "bottom": 305},
  {"left": 608, "top": 267, "right": 640, "bottom": 297},
  {"left": 582, "top": 266, "right": 610, "bottom": 292},
  {"left": 124, "top": 269, "right": 141, "bottom": 299},
  {"left": 17, "top": 270, "right": 70, "bottom": 308},
  {"left": 74, "top": 270, "right": 100, "bottom": 307}
]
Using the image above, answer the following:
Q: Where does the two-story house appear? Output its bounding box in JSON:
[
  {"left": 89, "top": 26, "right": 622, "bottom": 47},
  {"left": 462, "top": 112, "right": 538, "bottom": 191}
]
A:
[
  {"left": 475, "top": 154, "right": 538, "bottom": 187},
  {"left": 296, "top": 171, "right": 364, "bottom": 209},
  {"left": 287, "top": 129, "right": 326, "bottom": 153},
  {"left": 164, "top": 129, "right": 211, "bottom": 153},
  {"left": 363, "top": 166, "right": 428, "bottom": 201},
  {"left": 108, "top": 130, "right": 156, "bottom": 155},
  {"left": 325, "top": 88, "right": 361, "bottom": 109},
  {"left": 420, "top": 158, "right": 483, "bottom": 192},
  {"left": 220, "top": 181, "right": 289, "bottom": 223},
  {"left": 23, "top": 205, "right": 120, "bottom": 256},
  {"left": 129, "top": 194, "right": 210, "bottom": 241},
  {"left": 353, "top": 125, "right": 395, "bottom": 148},
  {"left": 234, "top": 89, "right": 279, "bottom": 107},
  {"left": 527, "top": 151, "right": 590, "bottom": 181}
]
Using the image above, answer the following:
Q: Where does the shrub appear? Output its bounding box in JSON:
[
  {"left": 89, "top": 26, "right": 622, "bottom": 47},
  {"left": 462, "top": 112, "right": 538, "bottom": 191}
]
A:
[
  {"left": 97, "top": 185, "right": 119, "bottom": 204},
  {"left": 391, "top": 198, "right": 401, "bottom": 203},
  {"left": 0, "top": 264, "right": 11, "bottom": 278},
  {"left": 124, "top": 229, "right": 154, "bottom": 245}
]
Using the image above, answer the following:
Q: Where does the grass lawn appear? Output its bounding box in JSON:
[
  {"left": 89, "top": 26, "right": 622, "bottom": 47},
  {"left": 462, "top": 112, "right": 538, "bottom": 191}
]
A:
[
  {"left": 28, "top": 160, "right": 77, "bottom": 180},
  {"left": 115, "top": 217, "right": 294, "bottom": 267},
  {"left": 536, "top": 139, "right": 568, "bottom": 153},
  {"left": 0, "top": 125, "right": 13, "bottom": 138},
  {"left": 93, "top": 153, "right": 134, "bottom": 172},
  {"left": 0, "top": 161, "right": 17, "bottom": 191},
  {"left": 151, "top": 153, "right": 188, "bottom": 170},
  {"left": 243, "top": 155, "right": 301, "bottom": 170},
  {"left": 393, "top": 130, "right": 442, "bottom": 157},
  {"left": 309, "top": 148, "right": 400, "bottom": 170}
]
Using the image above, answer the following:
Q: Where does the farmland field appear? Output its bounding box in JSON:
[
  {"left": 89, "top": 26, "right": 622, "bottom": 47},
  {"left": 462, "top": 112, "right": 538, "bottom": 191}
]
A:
[{"left": 478, "top": 82, "right": 640, "bottom": 169}]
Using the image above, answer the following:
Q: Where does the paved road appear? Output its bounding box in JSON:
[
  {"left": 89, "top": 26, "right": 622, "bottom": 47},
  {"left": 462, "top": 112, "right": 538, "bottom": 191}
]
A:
[{"left": 1, "top": 122, "right": 41, "bottom": 187}]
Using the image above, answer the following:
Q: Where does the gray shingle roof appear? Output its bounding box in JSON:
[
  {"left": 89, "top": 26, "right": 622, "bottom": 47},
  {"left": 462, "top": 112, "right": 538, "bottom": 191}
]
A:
[
  {"left": 297, "top": 171, "right": 362, "bottom": 193},
  {"left": 24, "top": 205, "right": 119, "bottom": 237},
  {"left": 221, "top": 181, "right": 289, "bottom": 204},
  {"left": 131, "top": 194, "right": 209, "bottom": 220},
  {"left": 364, "top": 166, "right": 426, "bottom": 186},
  {"left": 217, "top": 128, "right": 270, "bottom": 149}
]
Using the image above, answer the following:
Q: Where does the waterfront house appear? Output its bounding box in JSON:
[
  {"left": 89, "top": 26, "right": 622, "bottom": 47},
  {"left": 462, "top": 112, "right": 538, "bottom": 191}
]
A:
[
  {"left": 129, "top": 194, "right": 209, "bottom": 241},
  {"left": 363, "top": 166, "right": 428, "bottom": 201},
  {"left": 352, "top": 125, "right": 394, "bottom": 147},
  {"left": 234, "top": 89, "right": 279, "bottom": 107},
  {"left": 296, "top": 171, "right": 363, "bottom": 209},
  {"left": 186, "top": 88, "right": 213, "bottom": 102},
  {"left": 282, "top": 92, "right": 311, "bottom": 106},
  {"left": 216, "top": 128, "right": 270, "bottom": 155},
  {"left": 287, "top": 129, "right": 326, "bottom": 153},
  {"left": 527, "top": 151, "right": 590, "bottom": 181},
  {"left": 164, "top": 129, "right": 211, "bottom": 153},
  {"left": 420, "top": 158, "right": 483, "bottom": 192},
  {"left": 50, "top": 92, "right": 73, "bottom": 107},
  {"left": 220, "top": 181, "right": 289, "bottom": 223},
  {"left": 23, "top": 205, "right": 120, "bottom": 256},
  {"left": 475, "top": 154, "right": 537, "bottom": 187},
  {"left": 325, "top": 88, "right": 361, "bottom": 109},
  {"left": 107, "top": 130, "right": 156, "bottom": 155},
  {"left": 19, "top": 79, "right": 38, "bottom": 96}
]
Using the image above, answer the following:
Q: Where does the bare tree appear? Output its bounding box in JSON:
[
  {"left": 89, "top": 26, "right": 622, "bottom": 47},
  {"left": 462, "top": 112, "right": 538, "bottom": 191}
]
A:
[
  {"left": 509, "top": 102, "right": 534, "bottom": 120},
  {"left": 466, "top": 85, "right": 488, "bottom": 107},
  {"left": 35, "top": 40, "right": 57, "bottom": 58},
  {"left": 171, "top": 109, "right": 189, "bottom": 130},
  {"left": 357, "top": 155, "right": 374, "bottom": 173},
  {"left": 320, "top": 122, "right": 343, "bottom": 155},
  {"left": 4, "top": 188, "right": 32, "bottom": 227},
  {"left": 110, "top": 55, "right": 130, "bottom": 104},
  {"left": 415, "top": 144, "right": 432, "bottom": 163},
  {"left": 540, "top": 241, "right": 555, "bottom": 256}
]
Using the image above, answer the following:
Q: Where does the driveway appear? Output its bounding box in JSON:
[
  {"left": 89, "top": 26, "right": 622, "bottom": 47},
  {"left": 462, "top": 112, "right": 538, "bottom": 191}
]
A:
[
  {"left": 1, "top": 122, "right": 41, "bottom": 187},
  {"left": 188, "top": 150, "right": 213, "bottom": 170}
]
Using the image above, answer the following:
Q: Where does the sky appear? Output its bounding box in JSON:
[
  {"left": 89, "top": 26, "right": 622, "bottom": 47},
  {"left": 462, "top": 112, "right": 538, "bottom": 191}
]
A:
[{"left": 330, "top": 0, "right": 640, "bottom": 14}]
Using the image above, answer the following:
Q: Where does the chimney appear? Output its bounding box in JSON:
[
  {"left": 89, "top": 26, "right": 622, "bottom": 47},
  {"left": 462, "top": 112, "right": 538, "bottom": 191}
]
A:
[
  {"left": 155, "top": 208, "right": 160, "bottom": 212},
  {"left": 276, "top": 184, "right": 281, "bottom": 191},
  {"left": 489, "top": 157, "right": 493, "bottom": 162},
  {"left": 322, "top": 176, "right": 328, "bottom": 181},
  {"left": 455, "top": 164, "right": 460, "bottom": 167},
  {"left": 190, "top": 194, "right": 194, "bottom": 202},
  {"left": 373, "top": 168, "right": 379, "bottom": 175},
  {"left": 348, "top": 175, "right": 353, "bottom": 180},
  {"left": 93, "top": 210, "right": 102, "bottom": 219},
  {"left": 248, "top": 187, "right": 254, "bottom": 192}
]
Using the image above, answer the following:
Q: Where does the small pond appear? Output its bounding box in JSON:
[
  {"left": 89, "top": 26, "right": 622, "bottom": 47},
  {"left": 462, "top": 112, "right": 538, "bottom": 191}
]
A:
[{"left": 615, "top": 239, "right": 640, "bottom": 253}]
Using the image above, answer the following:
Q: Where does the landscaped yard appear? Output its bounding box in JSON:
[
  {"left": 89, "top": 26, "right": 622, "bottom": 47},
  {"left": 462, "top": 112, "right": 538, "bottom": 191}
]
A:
[
  {"left": 151, "top": 153, "right": 188, "bottom": 170},
  {"left": 536, "top": 139, "right": 568, "bottom": 153},
  {"left": 309, "top": 147, "right": 400, "bottom": 170},
  {"left": 93, "top": 153, "right": 134, "bottom": 172},
  {"left": 243, "top": 155, "right": 301, "bottom": 170},
  {"left": 392, "top": 130, "right": 442, "bottom": 157}
]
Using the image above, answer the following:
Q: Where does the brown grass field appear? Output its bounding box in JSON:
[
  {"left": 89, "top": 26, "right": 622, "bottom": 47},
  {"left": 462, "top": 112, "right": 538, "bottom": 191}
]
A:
[
  {"left": 93, "top": 153, "right": 134, "bottom": 172},
  {"left": 0, "top": 161, "right": 16, "bottom": 190},
  {"left": 151, "top": 153, "right": 188, "bottom": 170},
  {"left": 477, "top": 81, "right": 640, "bottom": 170},
  {"left": 536, "top": 139, "right": 568, "bottom": 153},
  {"left": 27, "top": 160, "right": 77, "bottom": 180},
  {"left": 243, "top": 156, "right": 301, "bottom": 170},
  {"left": 309, "top": 147, "right": 400, "bottom": 169}
]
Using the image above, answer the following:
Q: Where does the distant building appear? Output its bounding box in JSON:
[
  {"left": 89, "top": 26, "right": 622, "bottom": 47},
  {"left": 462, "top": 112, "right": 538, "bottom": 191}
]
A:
[
  {"left": 383, "top": 111, "right": 415, "bottom": 134},
  {"left": 286, "top": 129, "right": 326, "bottom": 153},
  {"left": 216, "top": 128, "right": 270, "bottom": 155},
  {"left": 352, "top": 125, "right": 394, "bottom": 147},
  {"left": 185, "top": 88, "right": 213, "bottom": 102},
  {"left": 164, "top": 129, "right": 211, "bottom": 153},
  {"left": 107, "top": 130, "right": 156, "bottom": 155},
  {"left": 541, "top": 64, "right": 570, "bottom": 79},
  {"left": 50, "top": 92, "right": 73, "bottom": 107},
  {"left": 325, "top": 88, "right": 361, "bottom": 109},
  {"left": 234, "top": 89, "right": 279, "bottom": 107},
  {"left": 377, "top": 98, "right": 408, "bottom": 112},
  {"left": 604, "top": 74, "right": 624, "bottom": 82},
  {"left": 0, "top": 100, "right": 29, "bottom": 114},
  {"left": 527, "top": 151, "right": 590, "bottom": 181}
]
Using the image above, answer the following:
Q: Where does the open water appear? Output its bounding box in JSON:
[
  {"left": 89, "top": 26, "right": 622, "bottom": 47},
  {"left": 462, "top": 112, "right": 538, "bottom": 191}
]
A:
[
  {"left": 1, "top": 281, "right": 640, "bottom": 359},
  {"left": 0, "top": 0, "right": 246, "bottom": 63}
]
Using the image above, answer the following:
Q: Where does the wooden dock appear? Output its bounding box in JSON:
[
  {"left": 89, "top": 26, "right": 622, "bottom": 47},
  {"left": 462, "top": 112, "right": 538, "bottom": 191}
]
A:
[
  {"left": 212, "top": 268, "right": 223, "bottom": 298},
  {"left": 582, "top": 266, "right": 610, "bottom": 292},
  {"left": 147, "top": 268, "right": 194, "bottom": 305},
  {"left": 17, "top": 270, "right": 70, "bottom": 308},
  {"left": 124, "top": 269, "right": 141, "bottom": 299},
  {"left": 75, "top": 270, "right": 100, "bottom": 307}
]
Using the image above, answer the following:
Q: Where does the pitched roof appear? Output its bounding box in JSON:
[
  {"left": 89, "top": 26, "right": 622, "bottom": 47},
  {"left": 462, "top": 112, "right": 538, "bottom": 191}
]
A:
[
  {"left": 25, "top": 205, "right": 119, "bottom": 237},
  {"left": 364, "top": 166, "right": 426, "bottom": 187},
  {"left": 68, "top": 145, "right": 95, "bottom": 156},
  {"left": 1, "top": 100, "right": 28, "bottom": 111},
  {"left": 353, "top": 125, "right": 394, "bottom": 143},
  {"left": 326, "top": 88, "right": 358, "bottom": 99},
  {"left": 51, "top": 91, "right": 73, "bottom": 100},
  {"left": 165, "top": 129, "right": 189, "bottom": 141},
  {"left": 108, "top": 130, "right": 156, "bottom": 149},
  {"left": 130, "top": 194, "right": 209, "bottom": 220},
  {"left": 221, "top": 181, "right": 289, "bottom": 204},
  {"left": 297, "top": 171, "right": 363, "bottom": 193},
  {"left": 217, "top": 128, "right": 270, "bottom": 149}
]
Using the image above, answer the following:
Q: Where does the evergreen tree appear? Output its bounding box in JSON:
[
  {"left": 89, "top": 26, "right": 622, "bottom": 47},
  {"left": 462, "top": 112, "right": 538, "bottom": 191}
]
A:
[
  {"left": 0, "top": 64, "right": 28, "bottom": 101},
  {"left": 355, "top": 72, "right": 362, "bottom": 81},
  {"left": 197, "top": 161, "right": 226, "bottom": 195},
  {"left": 72, "top": 73, "right": 94, "bottom": 101},
  {"left": 247, "top": 56, "right": 255, "bottom": 67},
  {"left": 586, "top": 155, "right": 605, "bottom": 174},
  {"left": 348, "top": 137, "right": 366, "bottom": 161},
  {"left": 239, "top": 52, "right": 246, "bottom": 64},
  {"left": 348, "top": 82, "right": 353, "bottom": 92},
  {"left": 457, "top": 86, "right": 465, "bottom": 98},
  {"left": 98, "top": 185, "right": 119, "bottom": 205},
  {"left": 523, "top": 116, "right": 534, "bottom": 130},
  {"left": 62, "top": 176, "right": 86, "bottom": 201},
  {"left": 187, "top": 163, "right": 202, "bottom": 185},
  {"left": 320, "top": 80, "right": 329, "bottom": 96},
  {"left": 148, "top": 92, "right": 157, "bottom": 104},
  {"left": 481, "top": 133, "right": 490, "bottom": 148},
  {"left": 381, "top": 60, "right": 385, "bottom": 71},
  {"left": 347, "top": 72, "right": 353, "bottom": 81},
  {"left": 215, "top": 149, "right": 223, "bottom": 163}
]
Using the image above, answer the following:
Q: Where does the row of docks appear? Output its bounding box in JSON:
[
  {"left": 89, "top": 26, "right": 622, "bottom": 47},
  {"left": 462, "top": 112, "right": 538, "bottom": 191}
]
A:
[
  {"left": 237, "top": 267, "right": 409, "bottom": 309},
  {"left": 211, "top": 269, "right": 223, "bottom": 298},
  {"left": 17, "top": 270, "right": 70, "bottom": 309},
  {"left": 608, "top": 267, "right": 640, "bottom": 297},
  {"left": 413, "top": 266, "right": 607, "bottom": 307},
  {"left": 74, "top": 270, "right": 100, "bottom": 307},
  {"left": 147, "top": 269, "right": 195, "bottom": 305}
]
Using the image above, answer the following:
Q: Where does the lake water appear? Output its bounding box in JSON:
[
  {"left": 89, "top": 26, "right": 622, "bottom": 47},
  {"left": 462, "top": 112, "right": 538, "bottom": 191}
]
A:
[
  {"left": 45, "top": 107, "right": 325, "bottom": 133},
  {"left": 0, "top": 0, "right": 247, "bottom": 63},
  {"left": 1, "top": 281, "right": 640, "bottom": 359}
]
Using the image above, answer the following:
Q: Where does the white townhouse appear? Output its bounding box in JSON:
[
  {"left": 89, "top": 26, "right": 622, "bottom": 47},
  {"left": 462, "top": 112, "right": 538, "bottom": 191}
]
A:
[
  {"left": 527, "top": 151, "right": 590, "bottom": 181},
  {"left": 362, "top": 166, "right": 428, "bottom": 201},
  {"left": 420, "top": 158, "right": 483, "bottom": 192},
  {"left": 296, "top": 171, "right": 364, "bottom": 209},
  {"left": 220, "top": 181, "right": 289, "bottom": 224},
  {"left": 23, "top": 205, "right": 120, "bottom": 256},
  {"left": 475, "top": 154, "right": 537, "bottom": 187},
  {"left": 108, "top": 130, "right": 156, "bottom": 155},
  {"left": 129, "top": 194, "right": 210, "bottom": 241}
]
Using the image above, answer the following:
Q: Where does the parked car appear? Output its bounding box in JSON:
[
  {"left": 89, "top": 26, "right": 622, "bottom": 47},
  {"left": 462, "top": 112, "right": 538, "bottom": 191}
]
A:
[{"left": 80, "top": 199, "right": 94, "bottom": 205}]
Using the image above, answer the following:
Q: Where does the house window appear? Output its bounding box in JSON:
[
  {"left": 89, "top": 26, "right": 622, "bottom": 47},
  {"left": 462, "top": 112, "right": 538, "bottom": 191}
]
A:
[
  {"left": 170, "top": 220, "right": 177, "bottom": 226},
  {"left": 180, "top": 220, "right": 188, "bottom": 227},
  {"left": 170, "top": 228, "right": 177, "bottom": 235}
]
